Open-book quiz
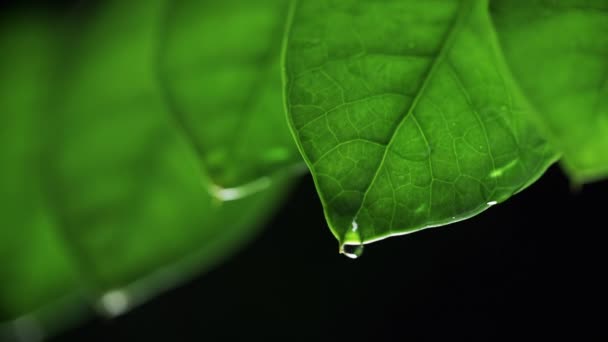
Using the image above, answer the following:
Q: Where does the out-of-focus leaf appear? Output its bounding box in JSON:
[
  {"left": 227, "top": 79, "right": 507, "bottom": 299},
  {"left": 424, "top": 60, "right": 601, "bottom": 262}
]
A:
[
  {"left": 46, "top": 0, "right": 293, "bottom": 304},
  {"left": 490, "top": 0, "right": 608, "bottom": 183},
  {"left": 0, "top": 0, "right": 297, "bottom": 337},
  {"left": 159, "top": 0, "right": 303, "bottom": 194},
  {"left": 284, "top": 0, "right": 556, "bottom": 251},
  {"left": 0, "top": 12, "right": 83, "bottom": 324}
]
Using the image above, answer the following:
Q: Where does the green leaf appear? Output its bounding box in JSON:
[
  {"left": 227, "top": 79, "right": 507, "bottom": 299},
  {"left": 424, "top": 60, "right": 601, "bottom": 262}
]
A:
[
  {"left": 46, "top": 0, "right": 293, "bottom": 303},
  {"left": 0, "top": 12, "right": 82, "bottom": 324},
  {"left": 490, "top": 0, "right": 608, "bottom": 183},
  {"left": 159, "top": 0, "right": 303, "bottom": 193},
  {"left": 0, "top": 0, "right": 296, "bottom": 333},
  {"left": 284, "top": 0, "right": 557, "bottom": 250}
]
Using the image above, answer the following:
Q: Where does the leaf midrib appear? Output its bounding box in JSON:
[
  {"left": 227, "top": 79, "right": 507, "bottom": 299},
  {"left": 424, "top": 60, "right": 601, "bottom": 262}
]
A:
[{"left": 348, "top": 0, "right": 476, "bottom": 239}]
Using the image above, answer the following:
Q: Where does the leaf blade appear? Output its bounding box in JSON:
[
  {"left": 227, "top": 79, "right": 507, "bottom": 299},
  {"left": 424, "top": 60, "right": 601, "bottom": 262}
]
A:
[
  {"left": 159, "top": 0, "right": 303, "bottom": 191},
  {"left": 285, "top": 0, "right": 557, "bottom": 246},
  {"left": 0, "top": 0, "right": 298, "bottom": 332},
  {"left": 46, "top": 0, "right": 294, "bottom": 298},
  {"left": 490, "top": 0, "right": 608, "bottom": 182},
  {"left": 0, "top": 11, "right": 83, "bottom": 323}
]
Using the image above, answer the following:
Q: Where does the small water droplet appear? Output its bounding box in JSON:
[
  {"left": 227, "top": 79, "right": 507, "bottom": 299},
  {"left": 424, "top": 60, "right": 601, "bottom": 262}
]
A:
[
  {"left": 487, "top": 200, "right": 497, "bottom": 206},
  {"left": 500, "top": 105, "right": 508, "bottom": 111},
  {"left": 341, "top": 222, "right": 363, "bottom": 259},
  {"left": 341, "top": 243, "right": 364, "bottom": 259},
  {"left": 408, "top": 42, "right": 416, "bottom": 49},
  {"left": 98, "top": 289, "right": 130, "bottom": 317}
]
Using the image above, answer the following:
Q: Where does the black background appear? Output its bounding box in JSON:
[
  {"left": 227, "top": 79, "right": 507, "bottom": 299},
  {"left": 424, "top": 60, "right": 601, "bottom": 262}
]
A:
[
  {"left": 52, "top": 166, "right": 608, "bottom": 341},
  {"left": 3, "top": 0, "right": 608, "bottom": 340}
]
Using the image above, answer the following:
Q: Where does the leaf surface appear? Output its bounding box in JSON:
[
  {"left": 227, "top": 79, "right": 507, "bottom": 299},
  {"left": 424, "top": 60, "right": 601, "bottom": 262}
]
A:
[
  {"left": 490, "top": 0, "right": 608, "bottom": 182},
  {"left": 284, "top": 0, "right": 557, "bottom": 248},
  {"left": 0, "top": 12, "right": 81, "bottom": 324},
  {"left": 46, "top": 0, "right": 293, "bottom": 303},
  {"left": 159, "top": 0, "right": 303, "bottom": 193},
  {"left": 0, "top": 0, "right": 295, "bottom": 334}
]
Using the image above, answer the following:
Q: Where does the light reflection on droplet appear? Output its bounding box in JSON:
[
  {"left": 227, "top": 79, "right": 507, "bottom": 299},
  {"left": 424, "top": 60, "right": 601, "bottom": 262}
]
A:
[
  {"left": 341, "top": 244, "right": 364, "bottom": 259},
  {"left": 341, "top": 221, "right": 364, "bottom": 259},
  {"left": 487, "top": 201, "right": 497, "bottom": 206}
]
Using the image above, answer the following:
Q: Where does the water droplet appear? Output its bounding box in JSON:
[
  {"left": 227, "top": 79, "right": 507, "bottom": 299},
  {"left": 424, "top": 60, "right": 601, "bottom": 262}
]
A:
[
  {"left": 342, "top": 223, "right": 361, "bottom": 244},
  {"left": 500, "top": 105, "right": 508, "bottom": 111},
  {"left": 341, "top": 221, "right": 363, "bottom": 259},
  {"left": 407, "top": 42, "right": 416, "bottom": 49},
  {"left": 341, "top": 243, "right": 364, "bottom": 259},
  {"left": 98, "top": 289, "right": 130, "bottom": 317},
  {"left": 487, "top": 201, "right": 497, "bottom": 206}
]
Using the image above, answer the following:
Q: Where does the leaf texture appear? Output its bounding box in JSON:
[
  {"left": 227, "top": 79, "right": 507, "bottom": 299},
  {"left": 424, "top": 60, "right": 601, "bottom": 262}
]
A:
[{"left": 285, "top": 0, "right": 557, "bottom": 247}]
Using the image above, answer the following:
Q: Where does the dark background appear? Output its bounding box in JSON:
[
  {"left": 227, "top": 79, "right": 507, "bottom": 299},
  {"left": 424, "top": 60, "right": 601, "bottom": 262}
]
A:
[
  {"left": 52, "top": 166, "right": 608, "bottom": 341},
  {"left": 3, "top": 0, "right": 607, "bottom": 341}
]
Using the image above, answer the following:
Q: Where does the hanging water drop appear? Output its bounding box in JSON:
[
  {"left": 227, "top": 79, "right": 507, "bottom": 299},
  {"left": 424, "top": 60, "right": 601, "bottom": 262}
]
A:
[
  {"left": 340, "top": 220, "right": 363, "bottom": 259},
  {"left": 341, "top": 243, "right": 364, "bottom": 259}
]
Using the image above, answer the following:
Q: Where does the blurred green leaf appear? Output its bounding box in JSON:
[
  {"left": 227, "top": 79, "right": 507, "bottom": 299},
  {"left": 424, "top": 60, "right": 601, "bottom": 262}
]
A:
[
  {"left": 48, "top": 0, "right": 295, "bottom": 296},
  {"left": 490, "top": 0, "right": 608, "bottom": 183},
  {"left": 159, "top": 0, "right": 303, "bottom": 192},
  {"left": 0, "top": 12, "right": 82, "bottom": 325},
  {"left": 0, "top": 0, "right": 298, "bottom": 335},
  {"left": 284, "top": 0, "right": 557, "bottom": 251}
]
